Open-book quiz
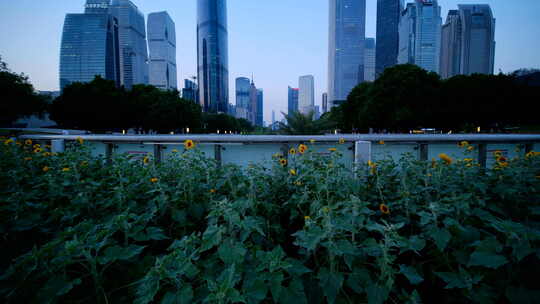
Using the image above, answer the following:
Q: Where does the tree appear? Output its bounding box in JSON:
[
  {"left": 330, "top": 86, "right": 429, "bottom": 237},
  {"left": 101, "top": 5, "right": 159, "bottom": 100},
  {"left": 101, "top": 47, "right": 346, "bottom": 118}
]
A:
[
  {"left": 278, "top": 111, "right": 334, "bottom": 135},
  {"left": 0, "top": 56, "right": 48, "bottom": 126}
]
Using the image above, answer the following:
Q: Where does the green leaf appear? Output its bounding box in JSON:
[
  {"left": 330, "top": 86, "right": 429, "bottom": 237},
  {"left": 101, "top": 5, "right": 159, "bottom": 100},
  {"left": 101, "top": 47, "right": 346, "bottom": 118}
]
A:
[
  {"left": 399, "top": 265, "right": 424, "bottom": 285},
  {"left": 399, "top": 235, "right": 426, "bottom": 254},
  {"left": 200, "top": 225, "right": 223, "bottom": 252},
  {"left": 285, "top": 258, "right": 312, "bottom": 276},
  {"left": 269, "top": 272, "right": 284, "bottom": 303},
  {"left": 146, "top": 226, "right": 168, "bottom": 241},
  {"left": 317, "top": 268, "right": 343, "bottom": 304},
  {"left": 468, "top": 251, "right": 508, "bottom": 269},
  {"left": 505, "top": 286, "right": 540, "bottom": 304},
  {"left": 366, "top": 284, "right": 389, "bottom": 304},
  {"left": 435, "top": 268, "right": 482, "bottom": 290},
  {"left": 161, "top": 286, "right": 193, "bottom": 304},
  {"left": 243, "top": 278, "right": 267, "bottom": 304},
  {"left": 218, "top": 239, "right": 247, "bottom": 265},
  {"left": 431, "top": 227, "right": 451, "bottom": 251},
  {"left": 99, "top": 245, "right": 145, "bottom": 264},
  {"left": 279, "top": 278, "right": 307, "bottom": 304}
]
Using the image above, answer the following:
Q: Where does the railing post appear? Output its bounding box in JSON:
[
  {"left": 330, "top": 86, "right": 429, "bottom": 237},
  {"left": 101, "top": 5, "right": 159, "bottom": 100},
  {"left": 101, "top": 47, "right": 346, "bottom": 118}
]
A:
[
  {"left": 214, "top": 144, "right": 222, "bottom": 166},
  {"left": 478, "top": 143, "right": 487, "bottom": 168},
  {"left": 419, "top": 143, "right": 429, "bottom": 161},
  {"left": 525, "top": 143, "right": 533, "bottom": 154},
  {"left": 153, "top": 144, "right": 162, "bottom": 164},
  {"left": 105, "top": 143, "right": 114, "bottom": 164},
  {"left": 354, "top": 141, "right": 371, "bottom": 173},
  {"left": 51, "top": 139, "right": 65, "bottom": 153}
]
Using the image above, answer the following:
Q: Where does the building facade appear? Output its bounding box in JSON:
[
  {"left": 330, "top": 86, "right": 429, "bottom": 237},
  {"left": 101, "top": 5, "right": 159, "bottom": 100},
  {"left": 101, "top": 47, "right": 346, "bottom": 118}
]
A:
[
  {"left": 458, "top": 5, "right": 495, "bottom": 76},
  {"left": 287, "top": 86, "right": 299, "bottom": 116},
  {"left": 249, "top": 80, "right": 258, "bottom": 124},
  {"left": 328, "top": 0, "right": 366, "bottom": 108},
  {"left": 398, "top": 0, "right": 442, "bottom": 73},
  {"left": 256, "top": 89, "right": 264, "bottom": 127},
  {"left": 147, "top": 11, "right": 177, "bottom": 90},
  {"left": 299, "top": 75, "right": 315, "bottom": 116},
  {"left": 60, "top": 0, "right": 120, "bottom": 89},
  {"left": 440, "top": 10, "right": 461, "bottom": 79},
  {"left": 197, "top": 0, "right": 229, "bottom": 113},
  {"left": 364, "top": 38, "right": 376, "bottom": 81},
  {"left": 375, "top": 0, "right": 402, "bottom": 77},
  {"left": 182, "top": 79, "right": 198, "bottom": 101},
  {"left": 322, "top": 92, "right": 328, "bottom": 114},
  {"left": 235, "top": 77, "right": 251, "bottom": 120},
  {"left": 109, "top": 0, "right": 148, "bottom": 89}
]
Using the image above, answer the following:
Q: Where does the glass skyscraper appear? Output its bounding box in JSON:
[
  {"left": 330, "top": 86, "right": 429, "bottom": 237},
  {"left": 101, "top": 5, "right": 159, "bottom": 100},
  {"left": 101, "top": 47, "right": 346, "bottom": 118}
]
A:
[
  {"left": 197, "top": 0, "right": 229, "bottom": 113},
  {"left": 235, "top": 77, "right": 250, "bottom": 120},
  {"left": 375, "top": 0, "right": 402, "bottom": 77},
  {"left": 288, "top": 86, "right": 299, "bottom": 116},
  {"left": 256, "top": 89, "right": 263, "bottom": 127},
  {"left": 60, "top": 0, "right": 120, "bottom": 90},
  {"left": 148, "top": 11, "right": 177, "bottom": 90},
  {"left": 299, "top": 75, "right": 315, "bottom": 116},
  {"left": 364, "top": 38, "right": 376, "bottom": 82},
  {"left": 398, "top": 0, "right": 442, "bottom": 73},
  {"left": 440, "top": 10, "right": 462, "bottom": 79},
  {"left": 328, "top": 0, "right": 366, "bottom": 108},
  {"left": 109, "top": 0, "right": 149, "bottom": 89}
]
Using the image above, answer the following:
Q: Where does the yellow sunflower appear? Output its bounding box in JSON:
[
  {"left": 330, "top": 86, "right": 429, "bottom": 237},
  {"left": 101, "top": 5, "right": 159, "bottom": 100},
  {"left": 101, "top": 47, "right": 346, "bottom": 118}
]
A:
[
  {"left": 438, "top": 153, "right": 453, "bottom": 165},
  {"left": 279, "top": 158, "right": 288, "bottom": 167},
  {"left": 298, "top": 144, "right": 308, "bottom": 154},
  {"left": 184, "top": 139, "right": 195, "bottom": 150},
  {"left": 379, "top": 204, "right": 390, "bottom": 215},
  {"left": 289, "top": 148, "right": 296, "bottom": 155}
]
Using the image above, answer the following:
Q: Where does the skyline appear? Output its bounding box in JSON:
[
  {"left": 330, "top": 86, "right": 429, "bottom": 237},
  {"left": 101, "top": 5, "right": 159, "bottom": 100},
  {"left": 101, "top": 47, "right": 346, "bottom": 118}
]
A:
[{"left": 1, "top": 0, "right": 540, "bottom": 124}]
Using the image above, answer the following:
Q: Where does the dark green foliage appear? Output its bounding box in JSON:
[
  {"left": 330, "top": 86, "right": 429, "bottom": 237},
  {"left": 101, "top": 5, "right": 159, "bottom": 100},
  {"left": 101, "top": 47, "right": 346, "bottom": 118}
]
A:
[
  {"left": 1, "top": 140, "right": 540, "bottom": 303},
  {"left": 278, "top": 111, "right": 335, "bottom": 135},
  {"left": 0, "top": 56, "right": 48, "bottom": 126},
  {"left": 330, "top": 64, "right": 540, "bottom": 132}
]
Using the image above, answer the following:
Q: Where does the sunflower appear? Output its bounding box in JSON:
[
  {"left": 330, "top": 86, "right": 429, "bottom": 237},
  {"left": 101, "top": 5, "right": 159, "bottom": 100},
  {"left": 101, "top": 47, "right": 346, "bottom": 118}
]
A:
[
  {"left": 43, "top": 152, "right": 52, "bottom": 157},
  {"left": 150, "top": 177, "right": 158, "bottom": 183},
  {"left": 279, "top": 158, "right": 288, "bottom": 167},
  {"left": 378, "top": 140, "right": 385, "bottom": 145},
  {"left": 76, "top": 137, "right": 84, "bottom": 145},
  {"left": 368, "top": 160, "right": 377, "bottom": 174},
  {"left": 328, "top": 148, "right": 337, "bottom": 152},
  {"left": 298, "top": 144, "right": 308, "bottom": 154},
  {"left": 339, "top": 138, "right": 345, "bottom": 144},
  {"left": 143, "top": 156, "right": 150, "bottom": 164},
  {"left": 438, "top": 153, "right": 453, "bottom": 165},
  {"left": 304, "top": 216, "right": 311, "bottom": 221},
  {"left": 457, "top": 141, "right": 469, "bottom": 148},
  {"left": 62, "top": 168, "right": 70, "bottom": 172},
  {"left": 210, "top": 189, "right": 216, "bottom": 193},
  {"left": 34, "top": 147, "right": 43, "bottom": 153},
  {"left": 184, "top": 139, "right": 195, "bottom": 150},
  {"left": 24, "top": 157, "right": 32, "bottom": 161},
  {"left": 309, "top": 139, "right": 316, "bottom": 144},
  {"left": 42, "top": 166, "right": 50, "bottom": 172},
  {"left": 4, "top": 139, "right": 14, "bottom": 145},
  {"left": 467, "top": 145, "right": 475, "bottom": 151},
  {"left": 289, "top": 169, "right": 297, "bottom": 176},
  {"left": 289, "top": 148, "right": 296, "bottom": 155},
  {"left": 294, "top": 181, "right": 303, "bottom": 186},
  {"left": 379, "top": 204, "right": 390, "bottom": 215},
  {"left": 25, "top": 139, "right": 32, "bottom": 146}
]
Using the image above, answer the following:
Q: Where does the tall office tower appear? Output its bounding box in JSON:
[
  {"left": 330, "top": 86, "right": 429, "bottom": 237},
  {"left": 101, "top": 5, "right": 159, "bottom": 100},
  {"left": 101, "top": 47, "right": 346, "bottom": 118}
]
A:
[
  {"left": 287, "top": 86, "right": 299, "bottom": 115},
  {"left": 147, "top": 11, "right": 177, "bottom": 90},
  {"left": 328, "top": 0, "right": 366, "bottom": 108},
  {"left": 182, "top": 79, "right": 198, "bottom": 102},
  {"left": 109, "top": 0, "right": 148, "bottom": 89},
  {"left": 249, "top": 80, "right": 258, "bottom": 124},
  {"left": 299, "top": 75, "right": 315, "bottom": 116},
  {"left": 235, "top": 77, "right": 250, "bottom": 120},
  {"left": 440, "top": 10, "right": 461, "bottom": 79},
  {"left": 256, "top": 89, "right": 264, "bottom": 127},
  {"left": 197, "top": 0, "right": 229, "bottom": 113},
  {"left": 376, "top": 0, "right": 402, "bottom": 77},
  {"left": 364, "top": 38, "right": 376, "bottom": 81},
  {"left": 322, "top": 92, "right": 328, "bottom": 114},
  {"left": 398, "top": 0, "right": 442, "bottom": 73},
  {"left": 458, "top": 5, "right": 495, "bottom": 76},
  {"left": 271, "top": 110, "right": 276, "bottom": 130},
  {"left": 60, "top": 0, "right": 120, "bottom": 89}
]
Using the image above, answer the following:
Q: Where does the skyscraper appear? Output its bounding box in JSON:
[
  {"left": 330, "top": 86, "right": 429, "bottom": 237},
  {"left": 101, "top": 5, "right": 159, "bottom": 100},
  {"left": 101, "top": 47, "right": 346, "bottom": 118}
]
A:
[
  {"left": 458, "top": 5, "right": 496, "bottom": 76},
  {"left": 440, "top": 10, "right": 462, "bottom": 79},
  {"left": 235, "top": 77, "right": 251, "bottom": 120},
  {"left": 364, "top": 38, "right": 376, "bottom": 82},
  {"left": 249, "top": 79, "right": 258, "bottom": 124},
  {"left": 147, "top": 11, "right": 177, "bottom": 90},
  {"left": 256, "top": 89, "right": 264, "bottom": 127},
  {"left": 197, "top": 0, "right": 229, "bottom": 113},
  {"left": 182, "top": 79, "right": 198, "bottom": 101},
  {"left": 322, "top": 92, "right": 328, "bottom": 114},
  {"left": 440, "top": 5, "right": 495, "bottom": 78},
  {"left": 109, "top": 0, "right": 148, "bottom": 89},
  {"left": 375, "top": 0, "right": 402, "bottom": 77},
  {"left": 287, "top": 86, "right": 299, "bottom": 116},
  {"left": 398, "top": 0, "right": 442, "bottom": 73},
  {"left": 328, "top": 0, "right": 366, "bottom": 108},
  {"left": 299, "top": 75, "right": 315, "bottom": 116},
  {"left": 60, "top": 0, "right": 120, "bottom": 89}
]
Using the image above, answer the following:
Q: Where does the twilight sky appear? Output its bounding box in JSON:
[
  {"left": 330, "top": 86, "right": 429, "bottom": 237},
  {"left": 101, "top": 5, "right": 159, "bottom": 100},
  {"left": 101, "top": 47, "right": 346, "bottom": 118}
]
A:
[{"left": 1, "top": 0, "right": 539, "bottom": 124}]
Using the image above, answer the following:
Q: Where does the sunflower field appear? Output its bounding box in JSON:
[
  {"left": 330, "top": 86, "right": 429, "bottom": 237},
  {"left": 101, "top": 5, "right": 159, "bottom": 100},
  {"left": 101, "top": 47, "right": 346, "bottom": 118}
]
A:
[{"left": 1, "top": 137, "right": 540, "bottom": 304}]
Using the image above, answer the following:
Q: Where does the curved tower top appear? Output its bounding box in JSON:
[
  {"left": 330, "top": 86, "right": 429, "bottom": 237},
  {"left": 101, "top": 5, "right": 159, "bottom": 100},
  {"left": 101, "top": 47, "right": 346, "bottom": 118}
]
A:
[{"left": 197, "top": 0, "right": 229, "bottom": 113}]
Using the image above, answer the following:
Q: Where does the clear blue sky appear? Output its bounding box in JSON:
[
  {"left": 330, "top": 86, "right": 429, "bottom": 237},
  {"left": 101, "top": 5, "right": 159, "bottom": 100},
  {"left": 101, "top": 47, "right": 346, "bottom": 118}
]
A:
[{"left": 1, "top": 0, "right": 539, "bottom": 124}]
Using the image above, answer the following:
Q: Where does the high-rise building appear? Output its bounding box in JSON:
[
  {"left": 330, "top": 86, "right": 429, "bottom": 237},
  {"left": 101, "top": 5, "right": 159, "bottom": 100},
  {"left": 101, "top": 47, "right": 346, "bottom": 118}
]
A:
[
  {"left": 459, "top": 5, "right": 495, "bottom": 76},
  {"left": 197, "top": 0, "right": 229, "bottom": 113},
  {"left": 364, "top": 38, "right": 376, "bottom": 81},
  {"left": 60, "top": 0, "right": 120, "bottom": 90},
  {"left": 256, "top": 89, "right": 264, "bottom": 127},
  {"left": 249, "top": 79, "right": 258, "bottom": 124},
  {"left": 440, "top": 5, "right": 495, "bottom": 78},
  {"left": 299, "top": 75, "right": 315, "bottom": 116},
  {"left": 182, "top": 79, "right": 198, "bottom": 102},
  {"left": 271, "top": 110, "right": 276, "bottom": 130},
  {"left": 235, "top": 77, "right": 250, "bottom": 120},
  {"left": 398, "top": 0, "right": 442, "bottom": 73},
  {"left": 376, "top": 0, "right": 402, "bottom": 77},
  {"left": 109, "top": 0, "right": 148, "bottom": 89},
  {"left": 328, "top": 0, "right": 366, "bottom": 108},
  {"left": 322, "top": 92, "right": 328, "bottom": 114},
  {"left": 440, "top": 10, "right": 461, "bottom": 79},
  {"left": 147, "top": 11, "right": 177, "bottom": 90},
  {"left": 287, "top": 86, "right": 299, "bottom": 115}
]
